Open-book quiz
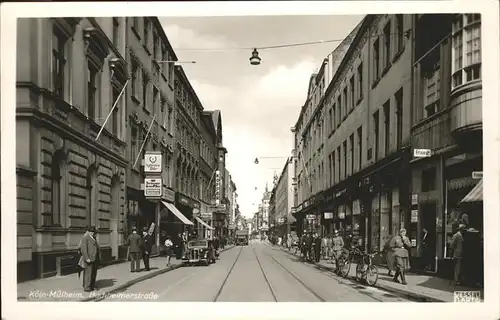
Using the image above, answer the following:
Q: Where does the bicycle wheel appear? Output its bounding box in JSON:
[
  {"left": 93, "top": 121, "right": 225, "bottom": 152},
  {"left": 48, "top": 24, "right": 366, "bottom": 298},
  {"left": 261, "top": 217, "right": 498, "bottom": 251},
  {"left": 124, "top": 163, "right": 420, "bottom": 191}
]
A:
[
  {"left": 339, "top": 256, "right": 351, "bottom": 278},
  {"left": 355, "top": 263, "right": 364, "bottom": 281},
  {"left": 366, "top": 265, "right": 379, "bottom": 286}
]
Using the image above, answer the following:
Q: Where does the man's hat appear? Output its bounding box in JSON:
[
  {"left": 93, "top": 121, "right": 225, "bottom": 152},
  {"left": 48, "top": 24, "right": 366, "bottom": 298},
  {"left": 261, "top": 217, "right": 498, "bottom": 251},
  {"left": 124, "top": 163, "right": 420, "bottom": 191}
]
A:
[
  {"left": 132, "top": 226, "right": 137, "bottom": 231},
  {"left": 334, "top": 230, "right": 339, "bottom": 235}
]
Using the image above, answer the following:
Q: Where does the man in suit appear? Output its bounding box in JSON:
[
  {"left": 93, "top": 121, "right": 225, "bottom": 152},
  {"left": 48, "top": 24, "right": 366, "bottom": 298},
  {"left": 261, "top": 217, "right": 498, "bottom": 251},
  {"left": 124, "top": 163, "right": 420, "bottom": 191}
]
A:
[
  {"left": 127, "top": 226, "right": 142, "bottom": 272},
  {"left": 78, "top": 226, "right": 100, "bottom": 292},
  {"left": 141, "top": 227, "right": 153, "bottom": 271},
  {"left": 450, "top": 224, "right": 466, "bottom": 286}
]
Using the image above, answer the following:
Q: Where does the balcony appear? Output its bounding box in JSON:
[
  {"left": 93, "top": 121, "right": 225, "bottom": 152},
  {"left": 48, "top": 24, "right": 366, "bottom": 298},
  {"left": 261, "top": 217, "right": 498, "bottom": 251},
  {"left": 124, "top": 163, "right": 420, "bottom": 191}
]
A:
[{"left": 450, "top": 80, "right": 482, "bottom": 148}]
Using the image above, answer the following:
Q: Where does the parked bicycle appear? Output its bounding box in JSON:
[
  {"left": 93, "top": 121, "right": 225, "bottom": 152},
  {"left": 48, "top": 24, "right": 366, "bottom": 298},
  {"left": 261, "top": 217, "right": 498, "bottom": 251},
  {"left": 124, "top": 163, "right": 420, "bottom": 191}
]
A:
[{"left": 336, "top": 246, "right": 379, "bottom": 286}]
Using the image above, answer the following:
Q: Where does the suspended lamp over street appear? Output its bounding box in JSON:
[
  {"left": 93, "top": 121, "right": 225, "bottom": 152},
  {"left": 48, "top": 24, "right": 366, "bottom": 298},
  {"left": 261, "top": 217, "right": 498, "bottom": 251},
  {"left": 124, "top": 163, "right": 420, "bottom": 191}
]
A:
[{"left": 249, "top": 48, "right": 261, "bottom": 65}]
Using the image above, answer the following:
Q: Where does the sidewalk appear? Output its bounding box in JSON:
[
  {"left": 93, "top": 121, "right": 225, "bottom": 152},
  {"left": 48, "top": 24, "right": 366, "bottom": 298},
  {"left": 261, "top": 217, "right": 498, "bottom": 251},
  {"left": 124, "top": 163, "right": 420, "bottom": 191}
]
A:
[
  {"left": 18, "top": 245, "right": 235, "bottom": 302},
  {"left": 278, "top": 246, "right": 484, "bottom": 302}
]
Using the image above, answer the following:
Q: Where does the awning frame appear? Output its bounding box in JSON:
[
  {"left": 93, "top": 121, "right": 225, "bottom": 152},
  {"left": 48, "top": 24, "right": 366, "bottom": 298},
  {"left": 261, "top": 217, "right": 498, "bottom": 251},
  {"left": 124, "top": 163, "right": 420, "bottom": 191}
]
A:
[
  {"left": 161, "top": 201, "right": 194, "bottom": 225},
  {"left": 194, "top": 216, "right": 214, "bottom": 230}
]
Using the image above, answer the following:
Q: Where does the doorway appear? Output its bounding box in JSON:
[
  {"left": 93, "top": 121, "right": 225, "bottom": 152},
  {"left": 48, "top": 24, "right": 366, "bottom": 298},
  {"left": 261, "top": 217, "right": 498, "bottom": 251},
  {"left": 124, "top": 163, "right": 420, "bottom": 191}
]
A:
[
  {"left": 420, "top": 203, "right": 437, "bottom": 271},
  {"left": 110, "top": 175, "right": 121, "bottom": 260}
]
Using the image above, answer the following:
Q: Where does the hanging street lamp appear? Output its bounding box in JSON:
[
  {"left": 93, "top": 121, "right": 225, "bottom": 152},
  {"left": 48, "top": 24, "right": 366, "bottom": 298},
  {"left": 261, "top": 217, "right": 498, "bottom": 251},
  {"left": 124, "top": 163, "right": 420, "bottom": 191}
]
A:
[{"left": 249, "top": 48, "right": 261, "bottom": 65}]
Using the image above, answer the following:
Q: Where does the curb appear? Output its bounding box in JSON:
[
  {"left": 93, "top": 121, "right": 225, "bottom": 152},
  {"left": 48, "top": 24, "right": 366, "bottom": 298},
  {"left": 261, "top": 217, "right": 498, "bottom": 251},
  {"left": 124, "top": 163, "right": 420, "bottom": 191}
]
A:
[
  {"left": 278, "top": 247, "right": 446, "bottom": 302},
  {"left": 83, "top": 245, "right": 236, "bottom": 302}
]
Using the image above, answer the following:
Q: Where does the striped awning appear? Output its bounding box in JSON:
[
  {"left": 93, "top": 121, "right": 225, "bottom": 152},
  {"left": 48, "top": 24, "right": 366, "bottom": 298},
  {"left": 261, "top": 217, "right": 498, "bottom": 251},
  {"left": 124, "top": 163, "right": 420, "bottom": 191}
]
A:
[
  {"left": 194, "top": 216, "right": 214, "bottom": 230},
  {"left": 460, "top": 179, "right": 483, "bottom": 203}
]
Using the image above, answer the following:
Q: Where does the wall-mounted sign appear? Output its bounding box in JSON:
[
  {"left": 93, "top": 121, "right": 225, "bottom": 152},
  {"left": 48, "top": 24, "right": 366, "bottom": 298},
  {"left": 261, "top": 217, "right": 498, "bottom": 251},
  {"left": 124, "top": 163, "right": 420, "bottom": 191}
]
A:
[
  {"left": 338, "top": 212, "right": 345, "bottom": 219},
  {"left": 215, "top": 170, "right": 221, "bottom": 204},
  {"left": 411, "top": 209, "right": 418, "bottom": 223},
  {"left": 162, "top": 187, "right": 175, "bottom": 202},
  {"left": 193, "top": 208, "right": 200, "bottom": 214},
  {"left": 411, "top": 239, "right": 417, "bottom": 247},
  {"left": 472, "top": 171, "right": 483, "bottom": 179},
  {"left": 144, "top": 178, "right": 162, "bottom": 198},
  {"left": 413, "top": 149, "right": 432, "bottom": 158},
  {"left": 200, "top": 212, "right": 212, "bottom": 220},
  {"left": 144, "top": 152, "right": 162, "bottom": 173},
  {"left": 306, "top": 214, "right": 315, "bottom": 220},
  {"left": 324, "top": 212, "right": 334, "bottom": 219},
  {"left": 411, "top": 194, "right": 419, "bottom": 206}
]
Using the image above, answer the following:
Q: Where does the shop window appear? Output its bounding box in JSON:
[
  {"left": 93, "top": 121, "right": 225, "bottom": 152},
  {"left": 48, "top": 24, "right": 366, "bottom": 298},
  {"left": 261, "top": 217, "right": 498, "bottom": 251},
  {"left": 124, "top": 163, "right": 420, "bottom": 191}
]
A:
[{"left": 421, "top": 167, "right": 437, "bottom": 192}]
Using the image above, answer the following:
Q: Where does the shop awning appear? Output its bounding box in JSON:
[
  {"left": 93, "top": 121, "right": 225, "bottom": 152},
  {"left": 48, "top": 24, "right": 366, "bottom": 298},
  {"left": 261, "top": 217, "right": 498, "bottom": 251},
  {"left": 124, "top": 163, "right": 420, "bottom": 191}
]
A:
[
  {"left": 161, "top": 201, "right": 194, "bottom": 225},
  {"left": 460, "top": 179, "right": 483, "bottom": 204},
  {"left": 194, "top": 216, "right": 214, "bottom": 230}
]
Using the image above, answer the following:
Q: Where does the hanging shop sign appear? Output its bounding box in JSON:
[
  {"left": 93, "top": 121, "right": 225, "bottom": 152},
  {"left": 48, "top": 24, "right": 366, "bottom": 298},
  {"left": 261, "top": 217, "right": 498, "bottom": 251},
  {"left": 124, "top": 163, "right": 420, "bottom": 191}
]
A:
[
  {"left": 411, "top": 209, "right": 419, "bottom": 223},
  {"left": 215, "top": 170, "right": 221, "bottom": 205},
  {"left": 162, "top": 187, "right": 175, "bottom": 202},
  {"left": 144, "top": 178, "right": 162, "bottom": 198},
  {"left": 200, "top": 212, "right": 212, "bottom": 220},
  {"left": 411, "top": 194, "right": 419, "bottom": 206},
  {"left": 338, "top": 211, "right": 345, "bottom": 219},
  {"left": 306, "top": 214, "right": 316, "bottom": 220},
  {"left": 144, "top": 151, "right": 162, "bottom": 173},
  {"left": 413, "top": 149, "right": 432, "bottom": 158},
  {"left": 324, "top": 212, "right": 334, "bottom": 219},
  {"left": 472, "top": 171, "right": 483, "bottom": 179}
]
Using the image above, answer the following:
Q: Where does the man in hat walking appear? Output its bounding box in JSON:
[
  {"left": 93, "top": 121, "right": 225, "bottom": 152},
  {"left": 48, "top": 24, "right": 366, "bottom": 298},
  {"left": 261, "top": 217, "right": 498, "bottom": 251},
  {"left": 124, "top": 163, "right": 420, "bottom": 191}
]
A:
[
  {"left": 127, "top": 227, "right": 142, "bottom": 272},
  {"left": 450, "top": 224, "right": 466, "bottom": 286},
  {"left": 141, "top": 227, "right": 153, "bottom": 271},
  {"left": 78, "top": 226, "right": 100, "bottom": 292}
]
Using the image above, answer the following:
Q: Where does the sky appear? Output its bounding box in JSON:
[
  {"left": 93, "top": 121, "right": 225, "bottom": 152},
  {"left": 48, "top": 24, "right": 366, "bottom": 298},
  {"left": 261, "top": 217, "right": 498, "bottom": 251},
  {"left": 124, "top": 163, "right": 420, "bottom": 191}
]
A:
[{"left": 159, "top": 15, "right": 364, "bottom": 218}]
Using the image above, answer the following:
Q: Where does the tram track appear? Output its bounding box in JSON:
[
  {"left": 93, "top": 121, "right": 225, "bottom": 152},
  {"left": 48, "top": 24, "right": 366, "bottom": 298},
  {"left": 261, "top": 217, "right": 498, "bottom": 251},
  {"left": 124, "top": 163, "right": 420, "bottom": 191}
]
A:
[
  {"left": 212, "top": 246, "right": 244, "bottom": 302},
  {"left": 252, "top": 247, "right": 278, "bottom": 302}
]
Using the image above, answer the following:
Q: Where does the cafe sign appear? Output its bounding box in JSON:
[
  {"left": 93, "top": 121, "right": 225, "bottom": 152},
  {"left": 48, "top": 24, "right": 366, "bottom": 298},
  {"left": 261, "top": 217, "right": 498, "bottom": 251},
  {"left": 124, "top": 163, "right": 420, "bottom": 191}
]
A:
[{"left": 144, "top": 151, "right": 162, "bottom": 173}]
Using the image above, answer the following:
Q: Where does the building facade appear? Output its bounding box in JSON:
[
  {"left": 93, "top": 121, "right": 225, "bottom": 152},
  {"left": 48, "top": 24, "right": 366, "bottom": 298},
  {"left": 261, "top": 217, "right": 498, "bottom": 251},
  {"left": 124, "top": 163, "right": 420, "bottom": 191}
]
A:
[
  {"left": 293, "top": 15, "right": 414, "bottom": 255},
  {"left": 410, "top": 14, "right": 483, "bottom": 277},
  {"left": 198, "top": 110, "right": 219, "bottom": 238},
  {"left": 17, "top": 17, "right": 129, "bottom": 280},
  {"left": 272, "top": 157, "right": 296, "bottom": 237},
  {"left": 125, "top": 17, "right": 178, "bottom": 253}
]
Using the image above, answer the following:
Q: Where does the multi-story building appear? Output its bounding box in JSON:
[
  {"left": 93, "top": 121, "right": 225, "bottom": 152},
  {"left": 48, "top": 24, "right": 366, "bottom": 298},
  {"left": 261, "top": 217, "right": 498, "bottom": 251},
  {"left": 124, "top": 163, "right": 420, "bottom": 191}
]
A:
[
  {"left": 410, "top": 14, "right": 483, "bottom": 277},
  {"left": 198, "top": 110, "right": 219, "bottom": 237},
  {"left": 292, "top": 21, "right": 359, "bottom": 237},
  {"left": 259, "top": 184, "right": 272, "bottom": 237},
  {"left": 272, "top": 157, "right": 296, "bottom": 237},
  {"left": 269, "top": 183, "right": 277, "bottom": 235},
  {"left": 16, "top": 17, "right": 129, "bottom": 280},
  {"left": 125, "top": 17, "right": 178, "bottom": 252},
  {"left": 173, "top": 65, "right": 203, "bottom": 232},
  {"left": 293, "top": 14, "right": 414, "bottom": 255}
]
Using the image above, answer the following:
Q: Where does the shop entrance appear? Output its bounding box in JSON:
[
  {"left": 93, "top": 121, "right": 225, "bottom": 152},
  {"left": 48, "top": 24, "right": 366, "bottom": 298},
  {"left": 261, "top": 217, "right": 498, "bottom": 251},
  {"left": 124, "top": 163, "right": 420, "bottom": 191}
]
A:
[{"left": 420, "top": 203, "right": 437, "bottom": 271}]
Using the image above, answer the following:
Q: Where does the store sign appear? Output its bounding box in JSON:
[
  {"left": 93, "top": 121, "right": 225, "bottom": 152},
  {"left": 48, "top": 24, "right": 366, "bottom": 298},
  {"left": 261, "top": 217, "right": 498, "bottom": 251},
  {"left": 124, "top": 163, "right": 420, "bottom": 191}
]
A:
[
  {"left": 411, "top": 209, "right": 418, "bottom": 223},
  {"left": 472, "top": 171, "right": 483, "bottom": 179},
  {"left": 200, "top": 212, "right": 212, "bottom": 220},
  {"left": 144, "top": 178, "right": 162, "bottom": 197},
  {"left": 338, "top": 212, "right": 345, "bottom": 219},
  {"left": 411, "top": 239, "right": 417, "bottom": 247},
  {"left": 413, "top": 149, "right": 432, "bottom": 158},
  {"left": 162, "top": 187, "right": 175, "bottom": 202},
  {"left": 306, "top": 214, "right": 315, "bottom": 220},
  {"left": 411, "top": 194, "right": 419, "bottom": 205},
  {"left": 215, "top": 170, "right": 221, "bottom": 204},
  {"left": 324, "top": 212, "right": 334, "bottom": 219},
  {"left": 144, "top": 152, "right": 162, "bottom": 173},
  {"left": 192, "top": 208, "right": 200, "bottom": 214}
]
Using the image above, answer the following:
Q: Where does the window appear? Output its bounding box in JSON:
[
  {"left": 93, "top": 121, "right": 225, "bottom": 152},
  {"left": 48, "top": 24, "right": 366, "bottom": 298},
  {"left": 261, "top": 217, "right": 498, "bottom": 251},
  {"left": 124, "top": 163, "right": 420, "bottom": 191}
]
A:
[
  {"left": 373, "top": 111, "right": 380, "bottom": 160},
  {"left": 131, "top": 126, "right": 137, "bottom": 162},
  {"left": 153, "top": 86, "right": 159, "bottom": 116},
  {"left": 332, "top": 102, "right": 336, "bottom": 131},
  {"left": 133, "top": 17, "right": 139, "bottom": 31},
  {"left": 112, "top": 18, "right": 120, "bottom": 47},
  {"left": 383, "top": 22, "right": 391, "bottom": 68},
  {"left": 421, "top": 167, "right": 437, "bottom": 192},
  {"left": 111, "top": 86, "right": 120, "bottom": 136},
  {"left": 395, "top": 88, "right": 403, "bottom": 150},
  {"left": 343, "top": 141, "right": 347, "bottom": 179},
  {"left": 143, "top": 18, "right": 150, "bottom": 48},
  {"left": 131, "top": 59, "right": 138, "bottom": 98},
  {"left": 357, "top": 126, "right": 363, "bottom": 171},
  {"left": 51, "top": 157, "right": 62, "bottom": 225},
  {"left": 337, "top": 96, "right": 342, "bottom": 127},
  {"left": 328, "top": 154, "right": 332, "bottom": 186},
  {"left": 336, "top": 147, "right": 340, "bottom": 182},
  {"left": 350, "top": 76, "right": 355, "bottom": 110},
  {"left": 452, "top": 14, "right": 481, "bottom": 89},
  {"left": 383, "top": 100, "right": 390, "bottom": 156},
  {"left": 87, "top": 61, "right": 98, "bottom": 119},
  {"left": 142, "top": 70, "right": 148, "bottom": 109},
  {"left": 328, "top": 108, "right": 332, "bottom": 133},
  {"left": 357, "top": 63, "right": 363, "bottom": 101},
  {"left": 423, "top": 63, "right": 441, "bottom": 117},
  {"left": 396, "top": 15, "right": 404, "bottom": 53},
  {"left": 161, "top": 100, "right": 168, "bottom": 128},
  {"left": 373, "top": 38, "right": 380, "bottom": 80},
  {"left": 167, "top": 106, "right": 173, "bottom": 134},
  {"left": 350, "top": 134, "right": 354, "bottom": 175},
  {"left": 161, "top": 44, "right": 167, "bottom": 76},
  {"left": 342, "top": 87, "right": 348, "bottom": 118},
  {"left": 52, "top": 27, "right": 68, "bottom": 98},
  {"left": 153, "top": 32, "right": 159, "bottom": 60}
]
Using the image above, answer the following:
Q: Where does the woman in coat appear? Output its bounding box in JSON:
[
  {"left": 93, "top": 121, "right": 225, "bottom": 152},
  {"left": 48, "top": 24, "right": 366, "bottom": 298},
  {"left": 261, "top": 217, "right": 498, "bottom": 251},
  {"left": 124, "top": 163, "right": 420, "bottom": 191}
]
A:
[
  {"left": 390, "top": 228, "right": 412, "bottom": 285},
  {"left": 384, "top": 237, "right": 396, "bottom": 277}
]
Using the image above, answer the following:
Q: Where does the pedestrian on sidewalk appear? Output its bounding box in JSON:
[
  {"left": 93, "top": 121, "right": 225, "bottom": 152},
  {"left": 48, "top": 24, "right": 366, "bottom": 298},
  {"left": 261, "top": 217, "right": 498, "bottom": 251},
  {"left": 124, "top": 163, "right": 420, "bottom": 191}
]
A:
[
  {"left": 383, "top": 237, "right": 395, "bottom": 277},
  {"left": 127, "top": 227, "right": 142, "bottom": 272},
  {"left": 390, "top": 228, "right": 412, "bottom": 285},
  {"left": 164, "top": 236, "right": 173, "bottom": 267},
  {"left": 314, "top": 233, "right": 322, "bottom": 263},
  {"left": 420, "top": 228, "right": 433, "bottom": 271},
  {"left": 78, "top": 226, "right": 100, "bottom": 292},
  {"left": 331, "top": 230, "right": 344, "bottom": 273},
  {"left": 450, "top": 224, "right": 465, "bottom": 286},
  {"left": 141, "top": 227, "right": 153, "bottom": 271}
]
